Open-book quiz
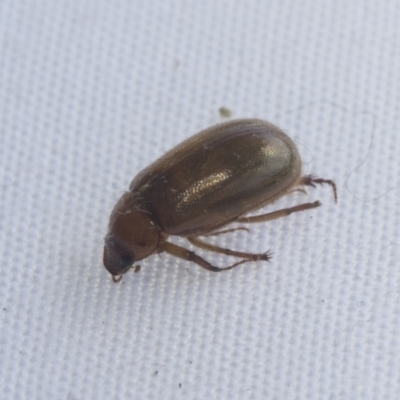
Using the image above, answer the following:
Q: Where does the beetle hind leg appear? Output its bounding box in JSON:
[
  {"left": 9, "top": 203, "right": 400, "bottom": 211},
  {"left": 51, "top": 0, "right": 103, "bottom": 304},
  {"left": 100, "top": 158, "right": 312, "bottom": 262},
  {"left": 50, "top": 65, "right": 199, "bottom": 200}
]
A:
[
  {"left": 301, "top": 174, "right": 337, "bottom": 202},
  {"left": 188, "top": 237, "right": 272, "bottom": 263},
  {"left": 237, "top": 201, "right": 321, "bottom": 224},
  {"left": 237, "top": 174, "right": 336, "bottom": 225},
  {"left": 203, "top": 227, "right": 249, "bottom": 237}
]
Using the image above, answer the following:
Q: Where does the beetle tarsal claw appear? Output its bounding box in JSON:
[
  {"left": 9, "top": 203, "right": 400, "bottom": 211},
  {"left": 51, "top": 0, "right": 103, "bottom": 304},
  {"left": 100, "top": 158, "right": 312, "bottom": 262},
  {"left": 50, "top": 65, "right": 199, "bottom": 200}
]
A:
[
  {"left": 112, "top": 275, "right": 123, "bottom": 283},
  {"left": 133, "top": 265, "right": 141, "bottom": 273},
  {"left": 247, "top": 251, "right": 272, "bottom": 262},
  {"left": 261, "top": 251, "right": 273, "bottom": 262},
  {"left": 301, "top": 174, "right": 338, "bottom": 202}
]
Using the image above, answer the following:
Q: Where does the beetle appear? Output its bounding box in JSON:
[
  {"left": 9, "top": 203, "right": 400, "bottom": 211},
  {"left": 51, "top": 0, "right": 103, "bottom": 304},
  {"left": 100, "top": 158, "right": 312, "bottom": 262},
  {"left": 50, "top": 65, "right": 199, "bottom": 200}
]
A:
[{"left": 103, "top": 119, "right": 337, "bottom": 281}]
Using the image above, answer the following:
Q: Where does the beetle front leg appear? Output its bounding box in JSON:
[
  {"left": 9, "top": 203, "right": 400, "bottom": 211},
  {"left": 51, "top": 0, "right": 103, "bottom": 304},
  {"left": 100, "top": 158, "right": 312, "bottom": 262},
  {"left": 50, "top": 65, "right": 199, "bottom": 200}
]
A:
[{"left": 159, "top": 241, "right": 252, "bottom": 272}]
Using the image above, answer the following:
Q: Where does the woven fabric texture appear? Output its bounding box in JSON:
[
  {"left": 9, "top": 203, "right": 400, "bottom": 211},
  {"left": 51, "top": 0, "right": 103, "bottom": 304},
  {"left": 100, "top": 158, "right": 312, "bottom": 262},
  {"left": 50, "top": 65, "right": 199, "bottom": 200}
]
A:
[{"left": 1, "top": 1, "right": 399, "bottom": 399}]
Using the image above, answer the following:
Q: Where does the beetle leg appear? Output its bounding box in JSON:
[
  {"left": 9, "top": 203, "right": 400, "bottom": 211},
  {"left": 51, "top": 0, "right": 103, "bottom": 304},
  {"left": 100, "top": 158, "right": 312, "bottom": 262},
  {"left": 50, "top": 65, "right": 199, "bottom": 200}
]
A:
[
  {"left": 301, "top": 174, "right": 337, "bottom": 202},
  {"left": 112, "top": 275, "right": 123, "bottom": 283},
  {"left": 288, "top": 188, "right": 308, "bottom": 196},
  {"left": 188, "top": 237, "right": 271, "bottom": 262},
  {"left": 237, "top": 201, "right": 321, "bottom": 223},
  {"left": 111, "top": 264, "right": 141, "bottom": 282},
  {"left": 204, "top": 227, "right": 249, "bottom": 237},
  {"left": 159, "top": 241, "right": 255, "bottom": 272}
]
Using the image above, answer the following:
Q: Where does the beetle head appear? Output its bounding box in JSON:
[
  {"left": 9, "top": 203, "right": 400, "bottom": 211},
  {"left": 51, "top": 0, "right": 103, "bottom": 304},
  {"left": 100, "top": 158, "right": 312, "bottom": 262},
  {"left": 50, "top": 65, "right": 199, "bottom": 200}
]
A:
[
  {"left": 103, "top": 193, "right": 159, "bottom": 277},
  {"left": 103, "top": 238, "right": 135, "bottom": 276}
]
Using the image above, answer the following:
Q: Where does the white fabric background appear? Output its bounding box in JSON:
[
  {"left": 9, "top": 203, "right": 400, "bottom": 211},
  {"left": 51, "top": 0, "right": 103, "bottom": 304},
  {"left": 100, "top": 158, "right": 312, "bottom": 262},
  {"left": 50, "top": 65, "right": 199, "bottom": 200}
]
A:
[{"left": 1, "top": 1, "right": 399, "bottom": 399}]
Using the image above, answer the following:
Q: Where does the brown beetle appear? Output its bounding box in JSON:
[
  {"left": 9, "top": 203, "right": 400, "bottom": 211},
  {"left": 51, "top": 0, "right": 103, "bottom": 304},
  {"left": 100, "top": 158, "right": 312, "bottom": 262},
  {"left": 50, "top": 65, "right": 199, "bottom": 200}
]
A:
[{"left": 103, "top": 119, "right": 337, "bottom": 281}]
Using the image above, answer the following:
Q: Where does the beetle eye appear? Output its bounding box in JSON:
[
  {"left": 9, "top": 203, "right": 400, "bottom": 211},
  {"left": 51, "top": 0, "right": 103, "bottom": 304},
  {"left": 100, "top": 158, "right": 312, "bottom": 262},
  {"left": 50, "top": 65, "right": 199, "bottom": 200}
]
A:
[
  {"left": 121, "top": 254, "right": 133, "bottom": 264},
  {"left": 103, "top": 242, "right": 135, "bottom": 276}
]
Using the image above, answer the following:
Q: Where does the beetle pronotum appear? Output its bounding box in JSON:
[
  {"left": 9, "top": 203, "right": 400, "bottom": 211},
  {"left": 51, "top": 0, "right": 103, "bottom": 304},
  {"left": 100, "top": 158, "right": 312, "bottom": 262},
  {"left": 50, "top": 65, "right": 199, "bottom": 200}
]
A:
[{"left": 103, "top": 119, "right": 337, "bottom": 281}]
